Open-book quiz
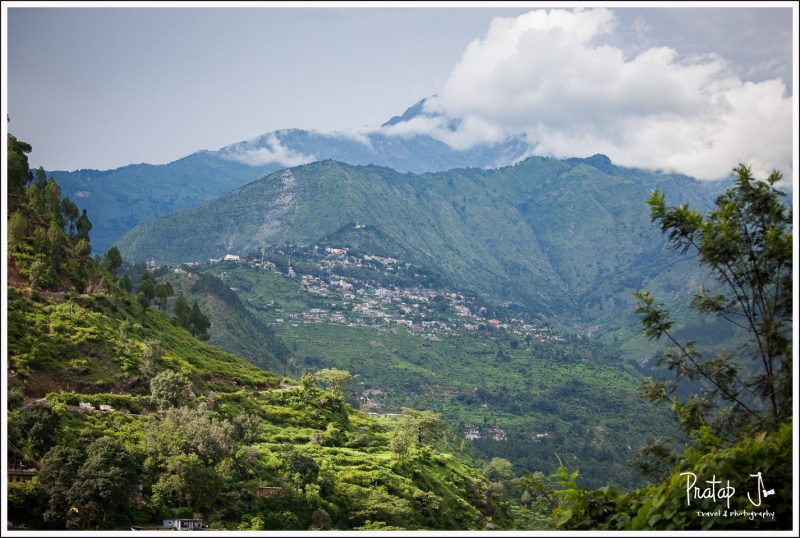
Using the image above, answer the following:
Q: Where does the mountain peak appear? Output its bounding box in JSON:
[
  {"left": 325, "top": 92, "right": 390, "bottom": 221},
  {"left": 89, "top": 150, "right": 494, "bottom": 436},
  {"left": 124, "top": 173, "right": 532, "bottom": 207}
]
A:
[{"left": 381, "top": 98, "right": 430, "bottom": 127}]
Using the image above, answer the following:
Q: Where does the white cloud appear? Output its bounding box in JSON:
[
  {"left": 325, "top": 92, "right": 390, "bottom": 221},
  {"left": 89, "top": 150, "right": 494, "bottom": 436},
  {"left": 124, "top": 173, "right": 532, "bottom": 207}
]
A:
[
  {"left": 220, "top": 133, "right": 315, "bottom": 167},
  {"left": 327, "top": 126, "right": 374, "bottom": 146},
  {"left": 387, "top": 8, "right": 792, "bottom": 180}
]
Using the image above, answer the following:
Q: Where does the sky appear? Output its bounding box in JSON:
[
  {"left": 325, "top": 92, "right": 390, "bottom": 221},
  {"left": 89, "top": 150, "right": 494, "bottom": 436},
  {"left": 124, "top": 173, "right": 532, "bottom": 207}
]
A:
[{"left": 4, "top": 3, "right": 797, "bottom": 181}]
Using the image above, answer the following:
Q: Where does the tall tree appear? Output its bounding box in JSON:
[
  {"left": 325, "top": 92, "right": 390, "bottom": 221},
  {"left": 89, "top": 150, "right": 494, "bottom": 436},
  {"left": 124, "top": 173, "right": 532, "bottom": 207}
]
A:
[
  {"left": 60, "top": 197, "right": 79, "bottom": 239},
  {"left": 75, "top": 209, "right": 92, "bottom": 249},
  {"left": 399, "top": 408, "right": 445, "bottom": 445},
  {"left": 315, "top": 368, "right": 357, "bottom": 401},
  {"left": 154, "top": 281, "right": 174, "bottom": 311},
  {"left": 65, "top": 438, "right": 137, "bottom": 529},
  {"left": 7, "top": 403, "right": 60, "bottom": 461},
  {"left": 189, "top": 302, "right": 211, "bottom": 340},
  {"left": 102, "top": 247, "right": 123, "bottom": 275},
  {"left": 120, "top": 274, "right": 133, "bottom": 293},
  {"left": 38, "top": 446, "right": 84, "bottom": 528},
  {"left": 140, "top": 339, "right": 163, "bottom": 381},
  {"left": 636, "top": 164, "right": 792, "bottom": 441},
  {"left": 7, "top": 134, "right": 33, "bottom": 206},
  {"left": 150, "top": 370, "right": 192, "bottom": 410},
  {"left": 34, "top": 166, "right": 47, "bottom": 186},
  {"left": 173, "top": 294, "right": 191, "bottom": 329},
  {"left": 137, "top": 271, "right": 156, "bottom": 308}
]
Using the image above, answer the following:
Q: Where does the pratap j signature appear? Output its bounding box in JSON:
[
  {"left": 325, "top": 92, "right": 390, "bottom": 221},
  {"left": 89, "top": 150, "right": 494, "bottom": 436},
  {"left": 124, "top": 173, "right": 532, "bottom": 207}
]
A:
[{"left": 680, "top": 471, "right": 775, "bottom": 509}]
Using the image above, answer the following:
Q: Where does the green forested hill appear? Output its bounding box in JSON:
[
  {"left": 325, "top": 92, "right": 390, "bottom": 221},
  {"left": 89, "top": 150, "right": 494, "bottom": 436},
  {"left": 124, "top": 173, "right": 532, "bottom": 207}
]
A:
[
  {"left": 116, "top": 156, "right": 727, "bottom": 350},
  {"left": 49, "top": 151, "right": 280, "bottom": 252}
]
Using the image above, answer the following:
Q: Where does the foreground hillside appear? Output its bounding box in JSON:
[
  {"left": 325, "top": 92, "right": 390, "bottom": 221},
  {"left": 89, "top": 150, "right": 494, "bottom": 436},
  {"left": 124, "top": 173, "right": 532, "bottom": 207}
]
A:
[
  {"left": 6, "top": 135, "right": 532, "bottom": 531},
  {"left": 7, "top": 281, "right": 516, "bottom": 530}
]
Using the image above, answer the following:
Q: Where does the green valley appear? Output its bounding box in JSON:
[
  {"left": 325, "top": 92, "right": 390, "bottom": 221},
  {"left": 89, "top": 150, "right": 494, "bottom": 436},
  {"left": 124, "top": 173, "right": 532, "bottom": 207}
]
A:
[
  {"left": 157, "top": 250, "right": 673, "bottom": 490},
  {"left": 6, "top": 134, "right": 542, "bottom": 531}
]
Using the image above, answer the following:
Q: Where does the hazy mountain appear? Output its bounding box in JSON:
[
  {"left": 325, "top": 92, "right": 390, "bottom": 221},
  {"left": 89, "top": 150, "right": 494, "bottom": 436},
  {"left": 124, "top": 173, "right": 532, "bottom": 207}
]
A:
[{"left": 50, "top": 100, "right": 529, "bottom": 252}]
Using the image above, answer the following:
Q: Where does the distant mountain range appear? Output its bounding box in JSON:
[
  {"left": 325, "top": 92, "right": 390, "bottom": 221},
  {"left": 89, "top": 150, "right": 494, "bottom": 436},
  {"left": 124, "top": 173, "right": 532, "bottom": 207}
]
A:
[
  {"left": 51, "top": 99, "right": 529, "bottom": 252},
  {"left": 115, "top": 154, "right": 728, "bottom": 349}
]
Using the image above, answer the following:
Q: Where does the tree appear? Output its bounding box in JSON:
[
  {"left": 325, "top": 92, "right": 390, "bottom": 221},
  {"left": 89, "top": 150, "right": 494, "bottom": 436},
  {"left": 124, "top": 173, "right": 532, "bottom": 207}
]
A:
[
  {"left": 75, "top": 209, "right": 92, "bottom": 247},
  {"left": 145, "top": 405, "right": 235, "bottom": 463},
  {"left": 137, "top": 291, "right": 150, "bottom": 309},
  {"left": 173, "top": 294, "right": 191, "bottom": 329},
  {"left": 60, "top": 197, "right": 79, "bottom": 239},
  {"left": 189, "top": 302, "right": 211, "bottom": 340},
  {"left": 120, "top": 274, "right": 133, "bottom": 293},
  {"left": 38, "top": 445, "right": 84, "bottom": 528},
  {"left": 398, "top": 408, "right": 445, "bottom": 445},
  {"left": 238, "top": 515, "right": 266, "bottom": 531},
  {"left": 8, "top": 211, "right": 28, "bottom": 245},
  {"left": 483, "top": 457, "right": 515, "bottom": 498},
  {"left": 47, "top": 220, "right": 66, "bottom": 265},
  {"left": 44, "top": 180, "right": 61, "bottom": 220},
  {"left": 389, "top": 430, "right": 413, "bottom": 461},
  {"left": 230, "top": 413, "right": 263, "bottom": 445},
  {"left": 7, "top": 134, "right": 33, "bottom": 206},
  {"left": 65, "top": 438, "right": 137, "bottom": 529},
  {"left": 28, "top": 259, "right": 46, "bottom": 289},
  {"left": 636, "top": 164, "right": 792, "bottom": 441},
  {"left": 309, "top": 509, "right": 333, "bottom": 530},
  {"left": 102, "top": 247, "right": 123, "bottom": 275},
  {"left": 137, "top": 271, "right": 156, "bottom": 303},
  {"left": 151, "top": 452, "right": 221, "bottom": 515},
  {"left": 34, "top": 166, "right": 48, "bottom": 186},
  {"left": 150, "top": 370, "right": 192, "bottom": 409},
  {"left": 283, "top": 450, "right": 319, "bottom": 489},
  {"left": 315, "top": 368, "right": 357, "bottom": 401},
  {"left": 140, "top": 339, "right": 163, "bottom": 381},
  {"left": 154, "top": 282, "right": 174, "bottom": 311},
  {"left": 8, "top": 403, "right": 60, "bottom": 461},
  {"left": 483, "top": 457, "right": 515, "bottom": 483}
]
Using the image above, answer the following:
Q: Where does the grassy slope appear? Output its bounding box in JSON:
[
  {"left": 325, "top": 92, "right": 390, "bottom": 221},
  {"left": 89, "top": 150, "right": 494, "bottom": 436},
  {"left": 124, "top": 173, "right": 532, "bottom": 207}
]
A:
[
  {"left": 161, "top": 271, "right": 292, "bottom": 376},
  {"left": 7, "top": 275, "right": 527, "bottom": 530}
]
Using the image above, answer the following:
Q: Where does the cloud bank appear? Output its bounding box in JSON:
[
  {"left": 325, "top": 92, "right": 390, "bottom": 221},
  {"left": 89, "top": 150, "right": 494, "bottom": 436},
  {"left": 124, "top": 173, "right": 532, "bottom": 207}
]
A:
[
  {"left": 220, "top": 133, "right": 316, "bottom": 167},
  {"left": 390, "top": 8, "right": 792, "bottom": 180}
]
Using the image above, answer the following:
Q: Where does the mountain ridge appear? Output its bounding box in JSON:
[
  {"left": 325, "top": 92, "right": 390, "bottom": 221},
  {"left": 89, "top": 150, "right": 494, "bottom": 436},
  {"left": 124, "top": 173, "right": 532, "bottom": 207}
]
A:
[
  {"left": 115, "top": 154, "right": 728, "bottom": 349},
  {"left": 49, "top": 100, "right": 531, "bottom": 252}
]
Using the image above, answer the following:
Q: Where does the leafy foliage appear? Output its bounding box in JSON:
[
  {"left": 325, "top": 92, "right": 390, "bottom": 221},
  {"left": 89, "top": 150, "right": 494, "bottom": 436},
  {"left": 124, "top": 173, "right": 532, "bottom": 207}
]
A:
[
  {"left": 548, "top": 164, "right": 794, "bottom": 531},
  {"left": 6, "top": 135, "right": 101, "bottom": 292},
  {"left": 552, "top": 424, "right": 792, "bottom": 530},
  {"left": 636, "top": 165, "right": 792, "bottom": 443},
  {"left": 149, "top": 370, "right": 193, "bottom": 410}
]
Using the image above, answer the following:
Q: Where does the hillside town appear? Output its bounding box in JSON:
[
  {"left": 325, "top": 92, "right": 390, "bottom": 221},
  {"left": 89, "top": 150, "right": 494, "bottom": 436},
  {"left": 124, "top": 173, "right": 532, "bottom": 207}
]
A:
[{"left": 202, "top": 244, "right": 565, "bottom": 345}]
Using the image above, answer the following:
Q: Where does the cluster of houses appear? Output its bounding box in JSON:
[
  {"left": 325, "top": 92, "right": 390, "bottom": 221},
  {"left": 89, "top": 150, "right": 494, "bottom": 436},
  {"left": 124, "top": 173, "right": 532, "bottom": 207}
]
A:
[
  {"left": 198, "top": 246, "right": 565, "bottom": 344},
  {"left": 462, "top": 425, "right": 508, "bottom": 442},
  {"left": 78, "top": 401, "right": 115, "bottom": 413}
]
